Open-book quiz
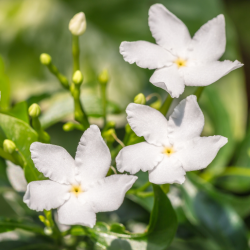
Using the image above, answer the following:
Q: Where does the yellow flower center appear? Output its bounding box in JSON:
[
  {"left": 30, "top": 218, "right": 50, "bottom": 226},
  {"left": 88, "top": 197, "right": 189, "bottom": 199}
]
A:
[
  {"left": 163, "top": 147, "right": 175, "bottom": 156},
  {"left": 71, "top": 185, "right": 82, "bottom": 196},
  {"left": 174, "top": 58, "right": 187, "bottom": 68}
]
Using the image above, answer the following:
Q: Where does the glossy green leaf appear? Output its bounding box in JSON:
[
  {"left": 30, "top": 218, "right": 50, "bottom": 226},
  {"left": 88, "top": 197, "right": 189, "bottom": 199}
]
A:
[
  {"left": 0, "top": 114, "right": 44, "bottom": 182},
  {"left": 0, "top": 217, "right": 44, "bottom": 234},
  {"left": 216, "top": 124, "right": 250, "bottom": 193},
  {"left": 200, "top": 87, "right": 234, "bottom": 177},
  {"left": 181, "top": 176, "right": 249, "bottom": 250},
  {"left": 1, "top": 101, "right": 29, "bottom": 124}
]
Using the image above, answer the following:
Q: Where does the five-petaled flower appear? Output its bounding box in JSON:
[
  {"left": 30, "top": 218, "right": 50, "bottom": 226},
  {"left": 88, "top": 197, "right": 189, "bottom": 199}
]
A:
[
  {"left": 23, "top": 125, "right": 137, "bottom": 228},
  {"left": 120, "top": 4, "right": 243, "bottom": 98},
  {"left": 116, "top": 95, "right": 227, "bottom": 184}
]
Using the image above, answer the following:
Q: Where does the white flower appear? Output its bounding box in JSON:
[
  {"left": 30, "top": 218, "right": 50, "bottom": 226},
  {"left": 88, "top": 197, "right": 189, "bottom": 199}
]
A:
[
  {"left": 119, "top": 4, "right": 243, "bottom": 98},
  {"left": 116, "top": 95, "right": 227, "bottom": 184},
  {"left": 23, "top": 125, "right": 137, "bottom": 228},
  {"left": 69, "top": 12, "right": 87, "bottom": 36}
]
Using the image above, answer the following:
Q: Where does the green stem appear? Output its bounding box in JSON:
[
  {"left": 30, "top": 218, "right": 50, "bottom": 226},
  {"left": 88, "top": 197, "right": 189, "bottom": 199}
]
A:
[
  {"left": 71, "top": 84, "right": 90, "bottom": 129},
  {"left": 72, "top": 35, "right": 80, "bottom": 72},
  {"left": 160, "top": 95, "right": 173, "bottom": 116},
  {"left": 47, "top": 63, "right": 69, "bottom": 89},
  {"left": 194, "top": 87, "right": 205, "bottom": 101},
  {"left": 31, "top": 117, "right": 50, "bottom": 143},
  {"left": 100, "top": 83, "right": 107, "bottom": 126},
  {"left": 44, "top": 210, "right": 62, "bottom": 245}
]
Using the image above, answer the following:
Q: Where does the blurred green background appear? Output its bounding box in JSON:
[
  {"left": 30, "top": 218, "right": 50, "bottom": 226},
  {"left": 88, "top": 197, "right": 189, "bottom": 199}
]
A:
[{"left": 0, "top": 0, "right": 250, "bottom": 249}]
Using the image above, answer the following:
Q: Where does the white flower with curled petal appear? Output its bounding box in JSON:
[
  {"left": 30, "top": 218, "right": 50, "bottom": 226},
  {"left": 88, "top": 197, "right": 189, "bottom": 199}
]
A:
[
  {"left": 116, "top": 95, "right": 227, "bottom": 184},
  {"left": 23, "top": 125, "right": 137, "bottom": 228},
  {"left": 120, "top": 4, "right": 243, "bottom": 98}
]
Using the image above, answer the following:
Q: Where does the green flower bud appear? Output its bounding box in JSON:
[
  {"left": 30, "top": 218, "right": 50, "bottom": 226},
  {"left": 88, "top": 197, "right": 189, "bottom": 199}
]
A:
[
  {"left": 150, "top": 99, "right": 162, "bottom": 110},
  {"left": 102, "top": 129, "right": 115, "bottom": 142},
  {"left": 106, "top": 121, "right": 116, "bottom": 129},
  {"left": 40, "top": 53, "right": 52, "bottom": 65},
  {"left": 98, "top": 69, "right": 109, "bottom": 85},
  {"left": 134, "top": 93, "right": 146, "bottom": 105},
  {"left": 29, "top": 103, "right": 41, "bottom": 118},
  {"left": 63, "top": 122, "right": 75, "bottom": 132},
  {"left": 72, "top": 70, "right": 83, "bottom": 85},
  {"left": 3, "top": 139, "right": 16, "bottom": 154},
  {"left": 44, "top": 227, "right": 53, "bottom": 236},
  {"left": 69, "top": 12, "right": 87, "bottom": 36}
]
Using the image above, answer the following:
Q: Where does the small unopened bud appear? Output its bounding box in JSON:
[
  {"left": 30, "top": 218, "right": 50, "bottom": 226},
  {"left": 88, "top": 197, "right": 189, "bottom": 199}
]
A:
[
  {"left": 63, "top": 122, "right": 75, "bottom": 132},
  {"left": 150, "top": 99, "right": 161, "bottom": 110},
  {"left": 69, "top": 12, "right": 87, "bottom": 36},
  {"left": 98, "top": 69, "right": 109, "bottom": 85},
  {"left": 134, "top": 93, "right": 146, "bottom": 105},
  {"left": 102, "top": 129, "right": 115, "bottom": 142},
  {"left": 29, "top": 104, "right": 41, "bottom": 118},
  {"left": 44, "top": 227, "right": 53, "bottom": 236},
  {"left": 40, "top": 53, "right": 52, "bottom": 65},
  {"left": 72, "top": 70, "right": 83, "bottom": 85},
  {"left": 3, "top": 139, "right": 16, "bottom": 154}
]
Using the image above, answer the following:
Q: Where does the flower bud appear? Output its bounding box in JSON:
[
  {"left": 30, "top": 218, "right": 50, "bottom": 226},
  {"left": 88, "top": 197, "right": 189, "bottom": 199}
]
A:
[
  {"left": 29, "top": 104, "right": 41, "bottom": 118},
  {"left": 40, "top": 53, "right": 52, "bottom": 65},
  {"left": 98, "top": 69, "right": 109, "bottom": 85},
  {"left": 3, "top": 139, "right": 16, "bottom": 154},
  {"left": 102, "top": 129, "right": 115, "bottom": 142},
  {"left": 150, "top": 99, "right": 161, "bottom": 110},
  {"left": 72, "top": 70, "right": 83, "bottom": 85},
  {"left": 69, "top": 12, "right": 87, "bottom": 36},
  {"left": 63, "top": 122, "right": 75, "bottom": 132},
  {"left": 134, "top": 93, "right": 146, "bottom": 105}
]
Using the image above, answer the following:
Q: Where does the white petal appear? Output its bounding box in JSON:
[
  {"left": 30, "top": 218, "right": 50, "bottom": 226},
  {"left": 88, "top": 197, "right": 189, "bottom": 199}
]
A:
[
  {"left": 30, "top": 142, "right": 75, "bottom": 185},
  {"left": 150, "top": 66, "right": 185, "bottom": 98},
  {"left": 148, "top": 4, "right": 191, "bottom": 51},
  {"left": 58, "top": 196, "right": 96, "bottom": 228},
  {"left": 82, "top": 175, "right": 138, "bottom": 213},
  {"left": 190, "top": 15, "right": 225, "bottom": 62},
  {"left": 23, "top": 180, "right": 70, "bottom": 212},
  {"left": 168, "top": 95, "right": 204, "bottom": 144},
  {"left": 148, "top": 156, "right": 185, "bottom": 185},
  {"left": 119, "top": 41, "right": 174, "bottom": 69},
  {"left": 75, "top": 125, "right": 111, "bottom": 184},
  {"left": 6, "top": 161, "right": 27, "bottom": 192},
  {"left": 176, "top": 136, "right": 228, "bottom": 172},
  {"left": 126, "top": 103, "right": 169, "bottom": 146},
  {"left": 181, "top": 60, "right": 243, "bottom": 86},
  {"left": 116, "top": 142, "right": 163, "bottom": 174}
]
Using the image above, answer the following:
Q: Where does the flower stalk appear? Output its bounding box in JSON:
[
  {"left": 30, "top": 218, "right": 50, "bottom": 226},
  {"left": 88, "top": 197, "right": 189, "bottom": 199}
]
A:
[
  {"left": 194, "top": 86, "right": 205, "bottom": 101},
  {"left": 40, "top": 53, "right": 69, "bottom": 90},
  {"left": 71, "top": 71, "right": 90, "bottom": 129},
  {"left": 72, "top": 35, "right": 80, "bottom": 72},
  {"left": 29, "top": 104, "right": 50, "bottom": 143},
  {"left": 98, "top": 69, "right": 109, "bottom": 126},
  {"left": 160, "top": 95, "right": 173, "bottom": 116}
]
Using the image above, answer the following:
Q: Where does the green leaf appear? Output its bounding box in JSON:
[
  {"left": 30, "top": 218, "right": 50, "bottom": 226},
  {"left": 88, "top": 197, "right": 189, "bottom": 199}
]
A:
[
  {"left": 1, "top": 101, "right": 29, "bottom": 124},
  {"left": 200, "top": 87, "right": 234, "bottom": 176},
  {"left": 0, "top": 217, "right": 44, "bottom": 234},
  {"left": 181, "top": 176, "right": 249, "bottom": 250},
  {"left": 0, "top": 56, "right": 10, "bottom": 110},
  {"left": 147, "top": 184, "right": 177, "bottom": 249},
  {"left": 216, "top": 124, "right": 250, "bottom": 193},
  {"left": 0, "top": 114, "right": 44, "bottom": 182}
]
